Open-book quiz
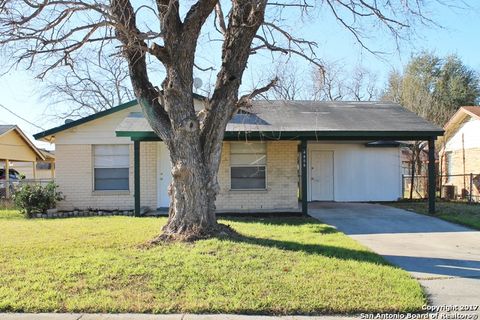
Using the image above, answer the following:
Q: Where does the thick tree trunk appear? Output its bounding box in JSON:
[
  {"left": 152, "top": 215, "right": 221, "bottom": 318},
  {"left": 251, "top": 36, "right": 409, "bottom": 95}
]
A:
[
  {"left": 160, "top": 140, "right": 219, "bottom": 240},
  {"left": 112, "top": 0, "right": 268, "bottom": 242},
  {"left": 146, "top": 75, "right": 233, "bottom": 242},
  {"left": 150, "top": 138, "right": 234, "bottom": 241}
]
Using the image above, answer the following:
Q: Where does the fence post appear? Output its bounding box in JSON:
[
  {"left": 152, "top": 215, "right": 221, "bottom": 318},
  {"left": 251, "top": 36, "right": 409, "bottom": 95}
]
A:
[
  {"left": 428, "top": 138, "right": 436, "bottom": 214},
  {"left": 401, "top": 174, "right": 404, "bottom": 199},
  {"left": 469, "top": 173, "right": 473, "bottom": 204},
  {"left": 5, "top": 159, "right": 10, "bottom": 199},
  {"left": 439, "top": 174, "right": 442, "bottom": 199}
]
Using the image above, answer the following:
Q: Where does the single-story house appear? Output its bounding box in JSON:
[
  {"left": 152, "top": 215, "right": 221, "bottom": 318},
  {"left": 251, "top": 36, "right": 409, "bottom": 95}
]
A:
[
  {"left": 440, "top": 106, "right": 480, "bottom": 201},
  {"left": 1, "top": 125, "right": 48, "bottom": 198},
  {"left": 12, "top": 149, "right": 55, "bottom": 180},
  {"left": 34, "top": 99, "right": 443, "bottom": 214}
]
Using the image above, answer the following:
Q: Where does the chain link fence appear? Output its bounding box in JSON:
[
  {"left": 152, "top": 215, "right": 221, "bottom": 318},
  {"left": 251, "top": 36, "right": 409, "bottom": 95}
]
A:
[
  {"left": 0, "top": 179, "right": 54, "bottom": 200},
  {"left": 402, "top": 173, "right": 480, "bottom": 202}
]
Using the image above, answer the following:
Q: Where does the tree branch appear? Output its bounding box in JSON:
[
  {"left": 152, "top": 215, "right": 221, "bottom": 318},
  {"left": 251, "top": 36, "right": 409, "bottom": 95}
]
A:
[{"left": 237, "top": 77, "right": 278, "bottom": 108}]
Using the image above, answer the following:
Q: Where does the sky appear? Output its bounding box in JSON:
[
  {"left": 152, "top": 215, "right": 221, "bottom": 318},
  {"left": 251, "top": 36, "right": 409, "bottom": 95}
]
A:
[{"left": 0, "top": 0, "right": 479, "bottom": 150}]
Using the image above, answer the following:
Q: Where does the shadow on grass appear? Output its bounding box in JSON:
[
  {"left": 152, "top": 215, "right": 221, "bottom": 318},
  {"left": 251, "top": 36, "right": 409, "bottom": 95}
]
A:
[
  {"left": 216, "top": 229, "right": 390, "bottom": 267},
  {"left": 220, "top": 216, "right": 339, "bottom": 235},
  {"left": 220, "top": 215, "right": 322, "bottom": 226}
]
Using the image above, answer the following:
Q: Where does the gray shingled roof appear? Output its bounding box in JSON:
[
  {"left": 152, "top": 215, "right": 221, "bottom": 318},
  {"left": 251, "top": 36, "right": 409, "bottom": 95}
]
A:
[
  {"left": 0, "top": 125, "right": 15, "bottom": 136},
  {"left": 116, "top": 101, "right": 443, "bottom": 138},
  {"left": 227, "top": 101, "right": 442, "bottom": 132}
]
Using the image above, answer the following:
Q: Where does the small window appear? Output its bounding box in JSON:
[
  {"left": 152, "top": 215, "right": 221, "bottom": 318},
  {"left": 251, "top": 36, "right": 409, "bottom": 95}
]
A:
[
  {"left": 401, "top": 161, "right": 411, "bottom": 175},
  {"left": 230, "top": 142, "right": 266, "bottom": 190},
  {"left": 36, "top": 161, "right": 52, "bottom": 170},
  {"left": 94, "top": 145, "right": 130, "bottom": 191}
]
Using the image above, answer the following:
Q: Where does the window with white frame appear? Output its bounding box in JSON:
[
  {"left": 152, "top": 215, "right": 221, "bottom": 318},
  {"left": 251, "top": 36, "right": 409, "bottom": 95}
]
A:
[
  {"left": 93, "top": 145, "right": 130, "bottom": 191},
  {"left": 230, "top": 142, "right": 266, "bottom": 190}
]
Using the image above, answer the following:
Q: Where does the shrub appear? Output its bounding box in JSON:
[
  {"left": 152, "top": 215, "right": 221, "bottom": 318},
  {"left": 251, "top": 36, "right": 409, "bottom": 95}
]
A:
[{"left": 13, "top": 182, "right": 64, "bottom": 218}]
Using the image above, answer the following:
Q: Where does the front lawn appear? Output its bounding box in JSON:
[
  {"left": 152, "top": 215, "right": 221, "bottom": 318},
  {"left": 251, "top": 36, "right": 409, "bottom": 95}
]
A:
[
  {"left": 0, "top": 210, "right": 425, "bottom": 314},
  {"left": 390, "top": 201, "right": 480, "bottom": 230}
]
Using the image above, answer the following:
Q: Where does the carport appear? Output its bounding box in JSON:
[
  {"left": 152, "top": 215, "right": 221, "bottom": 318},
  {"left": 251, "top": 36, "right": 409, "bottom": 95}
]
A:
[
  {"left": 115, "top": 101, "right": 444, "bottom": 216},
  {"left": 0, "top": 125, "right": 45, "bottom": 197},
  {"left": 299, "top": 136, "right": 439, "bottom": 215}
]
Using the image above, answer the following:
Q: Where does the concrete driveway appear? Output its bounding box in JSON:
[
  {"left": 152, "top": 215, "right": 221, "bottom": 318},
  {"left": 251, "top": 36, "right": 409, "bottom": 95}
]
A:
[{"left": 309, "top": 202, "right": 480, "bottom": 308}]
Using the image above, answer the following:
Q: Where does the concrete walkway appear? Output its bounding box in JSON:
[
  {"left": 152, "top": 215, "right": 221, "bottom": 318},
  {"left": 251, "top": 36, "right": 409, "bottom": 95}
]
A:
[{"left": 309, "top": 202, "right": 480, "bottom": 308}]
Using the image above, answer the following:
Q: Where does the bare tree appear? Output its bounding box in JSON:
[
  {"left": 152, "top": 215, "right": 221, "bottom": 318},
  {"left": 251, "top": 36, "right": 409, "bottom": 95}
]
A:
[
  {"left": 313, "top": 62, "right": 378, "bottom": 101},
  {"left": 0, "top": 0, "right": 442, "bottom": 241},
  {"left": 270, "top": 68, "right": 305, "bottom": 100},
  {"left": 265, "top": 61, "right": 378, "bottom": 101},
  {"left": 262, "top": 63, "right": 313, "bottom": 100},
  {"left": 348, "top": 66, "right": 378, "bottom": 101},
  {"left": 43, "top": 55, "right": 134, "bottom": 119},
  {"left": 313, "top": 61, "right": 345, "bottom": 100}
]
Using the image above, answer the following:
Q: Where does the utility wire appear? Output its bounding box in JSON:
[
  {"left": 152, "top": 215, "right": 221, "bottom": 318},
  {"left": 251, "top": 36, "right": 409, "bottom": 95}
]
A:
[{"left": 0, "top": 103, "right": 45, "bottom": 131}]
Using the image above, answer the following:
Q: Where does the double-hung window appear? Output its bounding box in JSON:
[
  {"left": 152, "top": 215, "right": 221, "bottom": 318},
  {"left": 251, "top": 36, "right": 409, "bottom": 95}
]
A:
[
  {"left": 93, "top": 145, "right": 130, "bottom": 191},
  {"left": 230, "top": 142, "right": 266, "bottom": 190}
]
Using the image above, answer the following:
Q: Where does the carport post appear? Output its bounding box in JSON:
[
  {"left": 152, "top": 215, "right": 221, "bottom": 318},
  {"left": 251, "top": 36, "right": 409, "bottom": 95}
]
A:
[
  {"left": 134, "top": 140, "right": 141, "bottom": 217},
  {"left": 301, "top": 139, "right": 308, "bottom": 215},
  {"left": 428, "top": 138, "right": 436, "bottom": 214},
  {"left": 5, "top": 159, "right": 10, "bottom": 198}
]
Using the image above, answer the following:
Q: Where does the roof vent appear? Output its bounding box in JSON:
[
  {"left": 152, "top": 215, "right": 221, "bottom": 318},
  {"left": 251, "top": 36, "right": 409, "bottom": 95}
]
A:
[{"left": 64, "top": 119, "right": 74, "bottom": 124}]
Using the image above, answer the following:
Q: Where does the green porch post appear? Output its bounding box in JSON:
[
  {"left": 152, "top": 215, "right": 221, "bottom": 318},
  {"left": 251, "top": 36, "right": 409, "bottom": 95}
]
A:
[
  {"left": 428, "top": 138, "right": 436, "bottom": 214},
  {"left": 301, "top": 139, "right": 308, "bottom": 215},
  {"left": 134, "top": 140, "right": 141, "bottom": 217}
]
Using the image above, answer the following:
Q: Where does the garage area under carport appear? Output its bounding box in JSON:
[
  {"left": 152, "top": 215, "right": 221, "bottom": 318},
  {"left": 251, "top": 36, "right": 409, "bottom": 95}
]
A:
[
  {"left": 115, "top": 101, "right": 444, "bottom": 216},
  {"left": 0, "top": 125, "right": 46, "bottom": 198},
  {"left": 306, "top": 141, "right": 402, "bottom": 202}
]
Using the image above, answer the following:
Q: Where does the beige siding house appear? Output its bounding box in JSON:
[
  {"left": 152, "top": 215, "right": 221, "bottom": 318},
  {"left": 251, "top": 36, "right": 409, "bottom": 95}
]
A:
[
  {"left": 441, "top": 106, "right": 480, "bottom": 201},
  {"left": 1, "top": 125, "right": 47, "bottom": 198},
  {"left": 12, "top": 149, "right": 55, "bottom": 180},
  {"left": 34, "top": 99, "right": 442, "bottom": 214}
]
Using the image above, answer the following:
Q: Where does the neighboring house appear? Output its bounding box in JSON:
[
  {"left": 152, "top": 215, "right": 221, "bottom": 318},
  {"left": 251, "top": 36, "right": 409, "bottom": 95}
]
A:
[
  {"left": 400, "top": 144, "right": 437, "bottom": 199},
  {"left": 34, "top": 99, "right": 442, "bottom": 214},
  {"left": 0, "top": 125, "right": 47, "bottom": 197},
  {"left": 12, "top": 149, "right": 55, "bottom": 180},
  {"left": 400, "top": 146, "right": 428, "bottom": 177},
  {"left": 440, "top": 106, "right": 480, "bottom": 200}
]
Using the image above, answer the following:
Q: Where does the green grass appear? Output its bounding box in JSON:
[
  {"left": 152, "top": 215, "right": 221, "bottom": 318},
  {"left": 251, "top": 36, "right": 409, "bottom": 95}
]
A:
[
  {"left": 0, "top": 209, "right": 23, "bottom": 220},
  {"left": 390, "top": 201, "right": 480, "bottom": 230},
  {"left": 0, "top": 210, "right": 425, "bottom": 314}
]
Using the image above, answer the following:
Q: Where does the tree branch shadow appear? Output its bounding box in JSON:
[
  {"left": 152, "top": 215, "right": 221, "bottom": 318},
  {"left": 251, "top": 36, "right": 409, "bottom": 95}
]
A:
[{"left": 217, "top": 231, "right": 392, "bottom": 267}]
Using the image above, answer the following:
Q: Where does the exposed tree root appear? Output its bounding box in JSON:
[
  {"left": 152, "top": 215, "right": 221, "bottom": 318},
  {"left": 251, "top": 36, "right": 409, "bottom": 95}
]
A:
[{"left": 142, "top": 223, "right": 238, "bottom": 247}]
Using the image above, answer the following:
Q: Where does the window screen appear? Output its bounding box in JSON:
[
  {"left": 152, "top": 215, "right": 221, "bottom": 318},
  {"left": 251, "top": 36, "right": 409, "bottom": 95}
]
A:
[
  {"left": 230, "top": 142, "right": 266, "bottom": 189},
  {"left": 94, "top": 145, "right": 130, "bottom": 191}
]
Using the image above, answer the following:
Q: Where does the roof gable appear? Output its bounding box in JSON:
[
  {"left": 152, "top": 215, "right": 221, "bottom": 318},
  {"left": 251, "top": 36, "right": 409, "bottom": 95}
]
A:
[
  {"left": 0, "top": 125, "right": 15, "bottom": 136},
  {"left": 34, "top": 93, "right": 207, "bottom": 141},
  {"left": 443, "top": 106, "right": 480, "bottom": 143},
  {"left": 0, "top": 125, "right": 45, "bottom": 160},
  {"left": 34, "top": 100, "right": 138, "bottom": 141},
  {"left": 461, "top": 106, "right": 480, "bottom": 120}
]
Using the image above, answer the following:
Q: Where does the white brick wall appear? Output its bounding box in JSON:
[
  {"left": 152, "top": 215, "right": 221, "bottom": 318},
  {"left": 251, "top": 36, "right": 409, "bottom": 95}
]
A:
[
  {"left": 216, "top": 141, "right": 299, "bottom": 211},
  {"left": 55, "top": 143, "right": 157, "bottom": 211},
  {"left": 56, "top": 140, "right": 299, "bottom": 211}
]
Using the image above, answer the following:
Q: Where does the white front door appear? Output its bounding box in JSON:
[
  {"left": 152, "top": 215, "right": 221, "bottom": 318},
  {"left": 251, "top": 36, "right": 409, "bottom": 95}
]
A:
[
  {"left": 157, "top": 143, "right": 172, "bottom": 208},
  {"left": 310, "top": 150, "right": 334, "bottom": 201}
]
